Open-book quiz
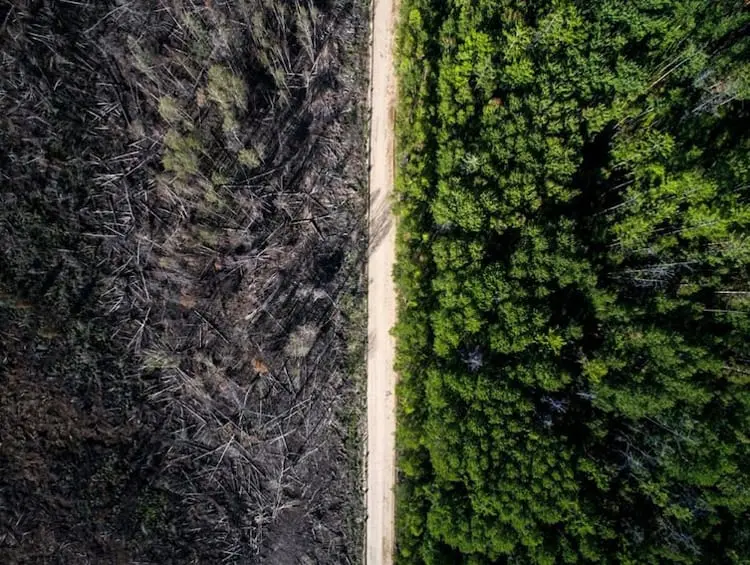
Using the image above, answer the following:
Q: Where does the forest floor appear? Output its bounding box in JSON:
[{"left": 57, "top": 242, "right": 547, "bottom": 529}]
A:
[
  {"left": 0, "top": 1, "right": 370, "bottom": 563},
  {"left": 366, "top": 0, "right": 398, "bottom": 563}
]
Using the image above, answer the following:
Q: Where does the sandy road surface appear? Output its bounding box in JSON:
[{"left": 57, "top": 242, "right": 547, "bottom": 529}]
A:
[{"left": 366, "top": 0, "right": 398, "bottom": 563}]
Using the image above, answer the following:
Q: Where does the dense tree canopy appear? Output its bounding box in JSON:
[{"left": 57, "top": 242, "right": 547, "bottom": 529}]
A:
[{"left": 394, "top": 1, "right": 750, "bottom": 563}]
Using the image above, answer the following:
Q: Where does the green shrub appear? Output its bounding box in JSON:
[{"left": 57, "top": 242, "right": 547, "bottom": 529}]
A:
[
  {"left": 162, "top": 129, "right": 202, "bottom": 178},
  {"left": 207, "top": 64, "right": 248, "bottom": 132}
]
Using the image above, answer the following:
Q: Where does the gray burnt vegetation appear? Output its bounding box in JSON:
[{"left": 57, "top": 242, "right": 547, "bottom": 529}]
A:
[{"left": 0, "top": 1, "right": 369, "bottom": 563}]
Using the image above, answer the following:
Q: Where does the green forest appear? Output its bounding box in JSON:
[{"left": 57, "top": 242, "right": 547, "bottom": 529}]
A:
[{"left": 394, "top": 0, "right": 750, "bottom": 563}]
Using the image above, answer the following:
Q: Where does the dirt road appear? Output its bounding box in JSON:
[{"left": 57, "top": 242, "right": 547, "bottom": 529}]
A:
[{"left": 366, "top": 0, "right": 398, "bottom": 563}]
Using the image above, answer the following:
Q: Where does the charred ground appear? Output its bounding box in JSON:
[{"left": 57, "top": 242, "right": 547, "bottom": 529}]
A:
[{"left": 0, "top": 1, "right": 369, "bottom": 563}]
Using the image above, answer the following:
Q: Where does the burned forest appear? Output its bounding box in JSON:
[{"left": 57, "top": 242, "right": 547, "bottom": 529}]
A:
[{"left": 0, "top": 0, "right": 369, "bottom": 563}]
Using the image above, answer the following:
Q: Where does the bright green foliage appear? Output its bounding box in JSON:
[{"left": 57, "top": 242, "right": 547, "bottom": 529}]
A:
[{"left": 394, "top": 0, "right": 750, "bottom": 563}]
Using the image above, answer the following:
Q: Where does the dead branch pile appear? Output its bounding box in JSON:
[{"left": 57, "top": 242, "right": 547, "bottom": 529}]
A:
[{"left": 0, "top": 0, "right": 368, "bottom": 563}]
